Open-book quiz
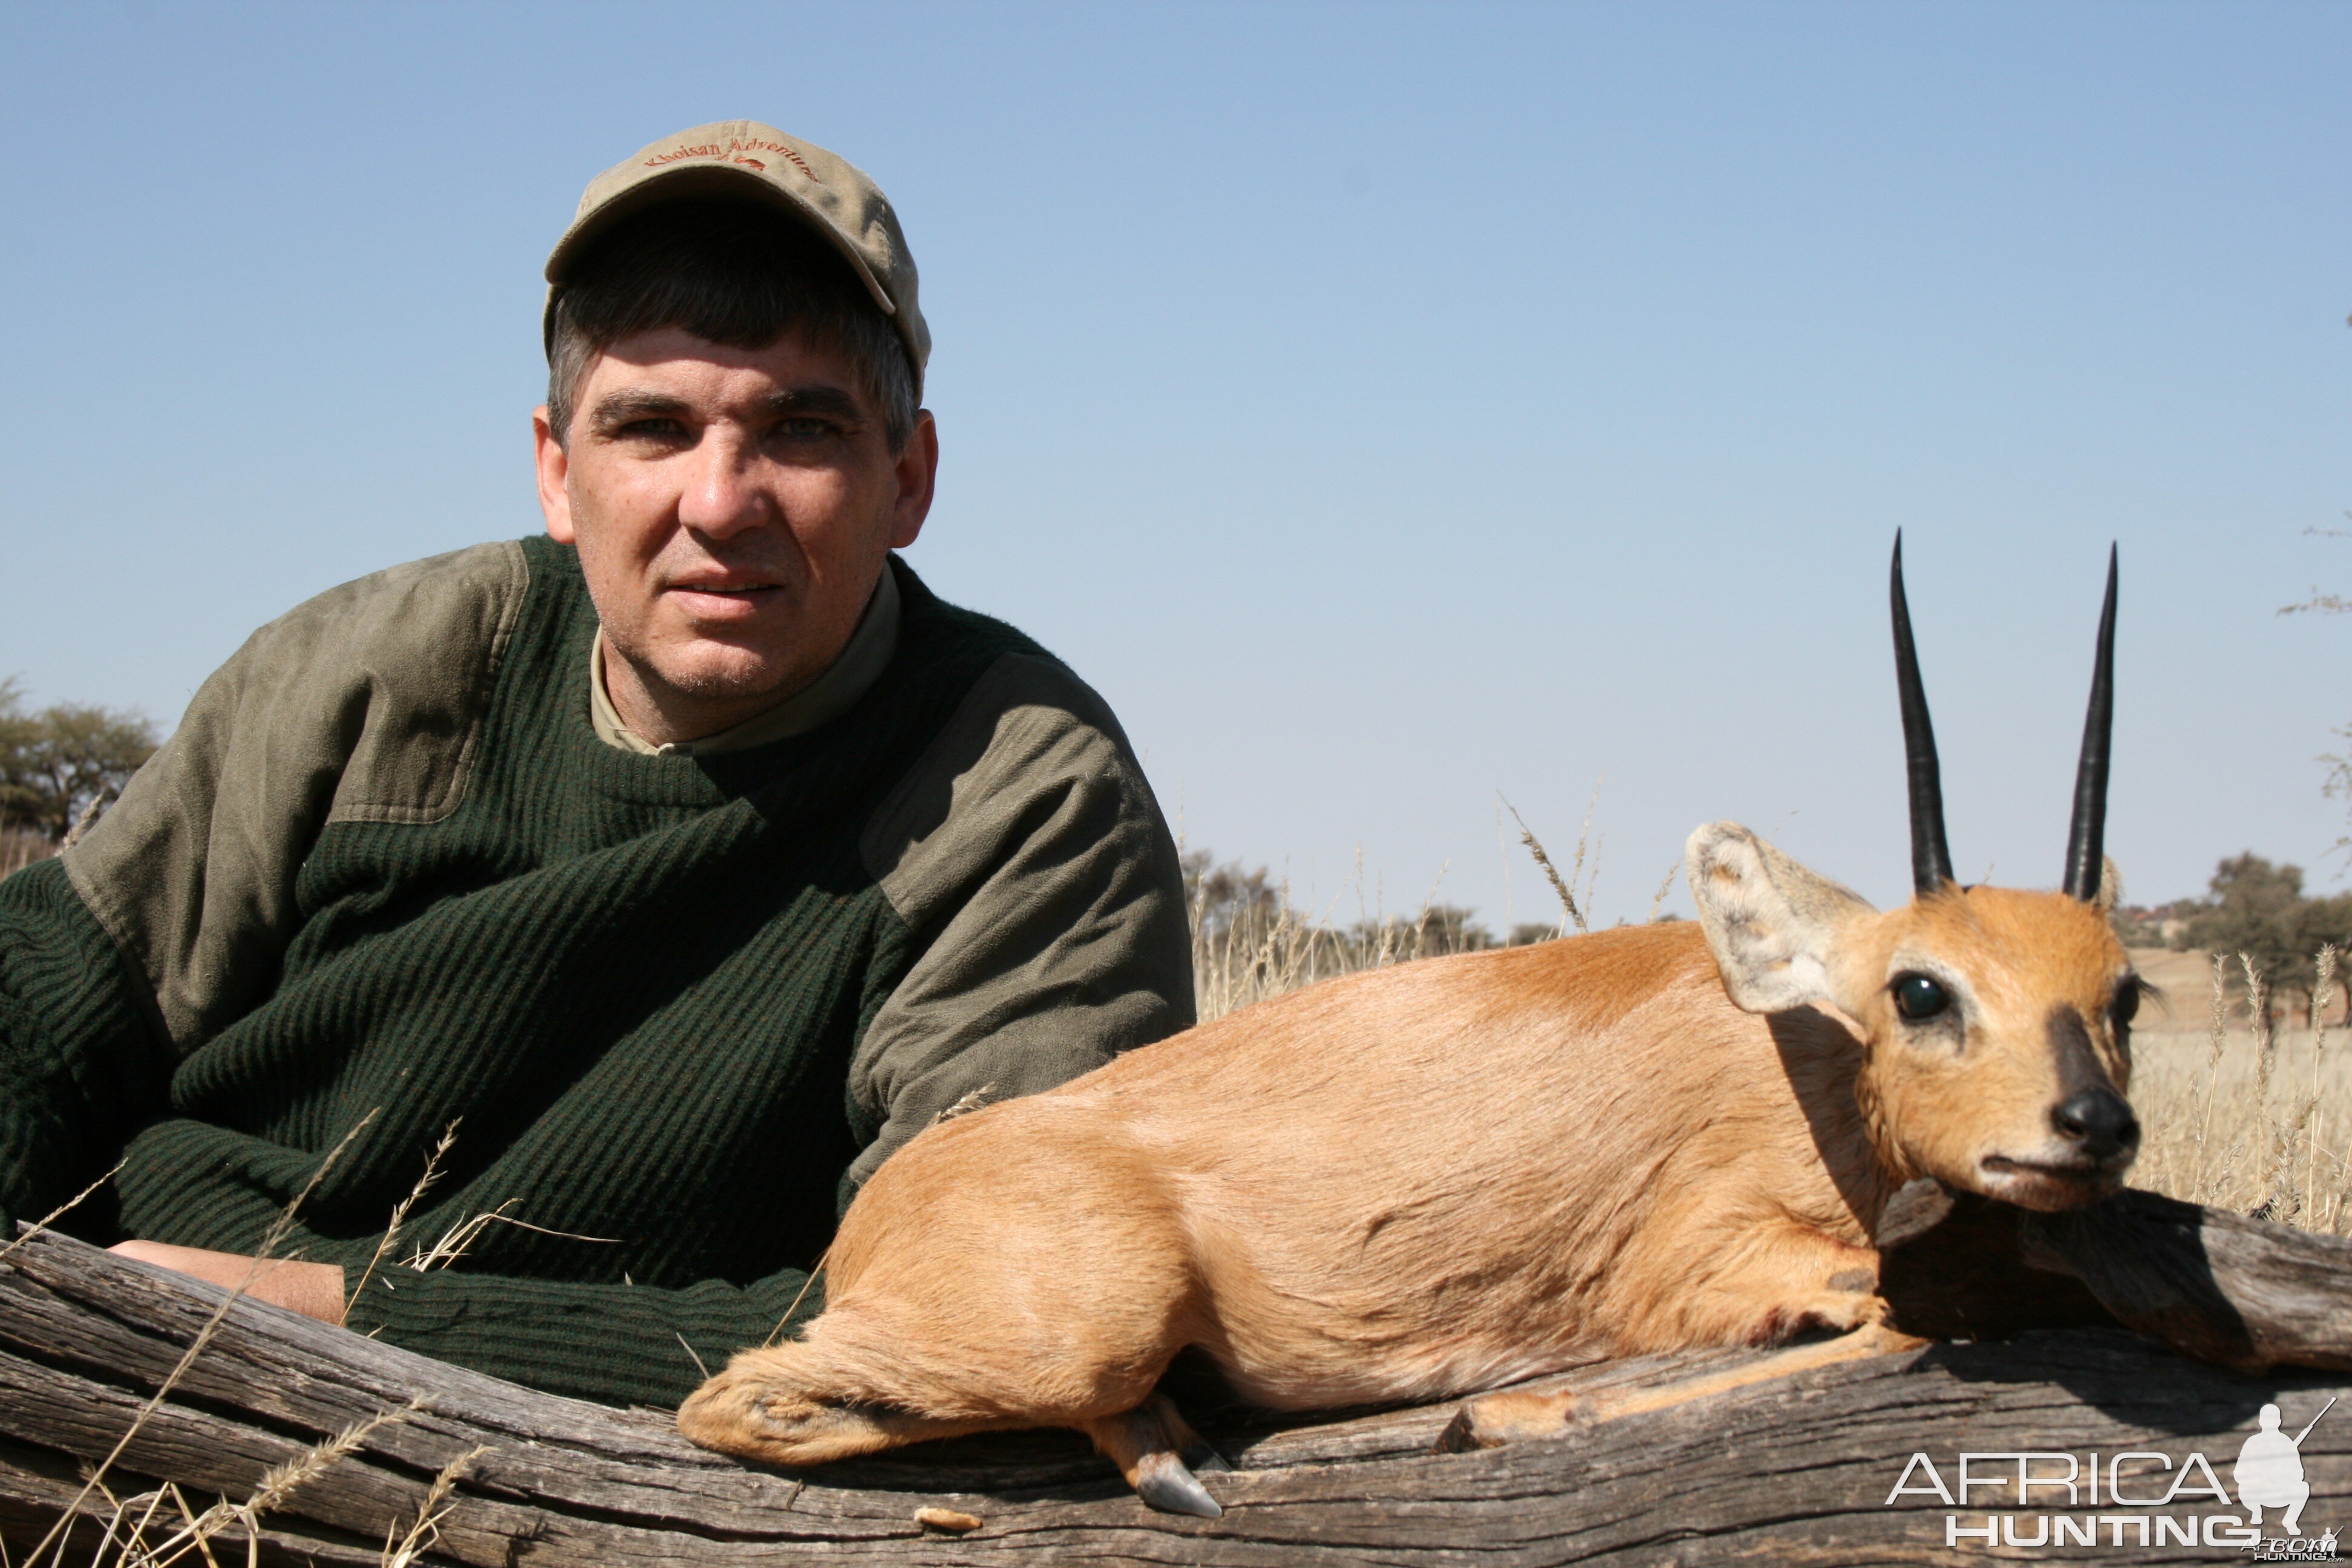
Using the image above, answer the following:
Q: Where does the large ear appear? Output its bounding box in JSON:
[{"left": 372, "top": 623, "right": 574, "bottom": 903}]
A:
[{"left": 1685, "top": 823, "right": 1876, "bottom": 1014}]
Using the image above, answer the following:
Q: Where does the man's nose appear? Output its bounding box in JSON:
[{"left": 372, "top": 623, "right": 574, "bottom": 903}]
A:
[{"left": 675, "top": 434, "right": 771, "bottom": 538}]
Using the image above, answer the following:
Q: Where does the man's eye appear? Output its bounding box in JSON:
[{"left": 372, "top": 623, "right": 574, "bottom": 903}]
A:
[
  {"left": 616, "top": 418, "right": 688, "bottom": 439},
  {"left": 768, "top": 418, "right": 837, "bottom": 443}
]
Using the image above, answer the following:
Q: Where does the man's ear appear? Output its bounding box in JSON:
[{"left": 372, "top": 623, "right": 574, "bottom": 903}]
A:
[
  {"left": 887, "top": 410, "right": 938, "bottom": 550},
  {"left": 534, "top": 406, "right": 577, "bottom": 545},
  {"left": 1685, "top": 823, "right": 1875, "bottom": 1014}
]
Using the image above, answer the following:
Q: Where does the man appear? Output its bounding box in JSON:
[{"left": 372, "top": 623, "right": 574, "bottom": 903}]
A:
[{"left": 0, "top": 122, "right": 1192, "bottom": 1408}]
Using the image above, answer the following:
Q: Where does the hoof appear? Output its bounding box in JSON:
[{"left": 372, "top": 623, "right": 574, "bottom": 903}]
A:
[
  {"left": 1135, "top": 1452, "right": 1223, "bottom": 1518},
  {"left": 1432, "top": 1388, "right": 1577, "bottom": 1453},
  {"left": 1432, "top": 1406, "right": 1489, "bottom": 1454}
]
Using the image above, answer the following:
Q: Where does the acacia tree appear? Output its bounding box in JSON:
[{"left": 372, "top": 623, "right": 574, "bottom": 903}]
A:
[
  {"left": 1182, "top": 851, "right": 1282, "bottom": 943},
  {"left": 0, "top": 679, "right": 160, "bottom": 840},
  {"left": 0, "top": 681, "right": 38, "bottom": 835},
  {"left": 2183, "top": 852, "right": 2352, "bottom": 1020}
]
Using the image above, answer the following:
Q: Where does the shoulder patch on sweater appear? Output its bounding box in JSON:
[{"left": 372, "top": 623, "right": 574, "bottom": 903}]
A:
[
  {"left": 64, "top": 541, "right": 531, "bottom": 1048},
  {"left": 860, "top": 650, "right": 1135, "bottom": 920},
  {"left": 324, "top": 540, "right": 531, "bottom": 823}
]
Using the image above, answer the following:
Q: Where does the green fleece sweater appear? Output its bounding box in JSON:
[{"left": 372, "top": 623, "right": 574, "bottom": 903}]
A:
[{"left": 0, "top": 538, "right": 1191, "bottom": 1407}]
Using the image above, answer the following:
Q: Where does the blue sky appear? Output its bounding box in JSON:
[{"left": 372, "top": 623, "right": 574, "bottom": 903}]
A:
[{"left": 3, "top": 2, "right": 2347, "bottom": 924}]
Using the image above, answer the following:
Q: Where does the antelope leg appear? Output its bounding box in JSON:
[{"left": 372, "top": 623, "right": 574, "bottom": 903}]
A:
[
  {"left": 1085, "top": 1393, "right": 1225, "bottom": 1518},
  {"left": 1436, "top": 1320, "right": 1930, "bottom": 1454}
]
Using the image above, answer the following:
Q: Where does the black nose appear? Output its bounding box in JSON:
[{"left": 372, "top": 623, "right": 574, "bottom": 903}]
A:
[{"left": 2052, "top": 1088, "right": 2140, "bottom": 1160}]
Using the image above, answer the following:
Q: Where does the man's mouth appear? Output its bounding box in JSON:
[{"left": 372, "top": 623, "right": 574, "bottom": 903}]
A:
[{"left": 667, "top": 580, "right": 783, "bottom": 612}]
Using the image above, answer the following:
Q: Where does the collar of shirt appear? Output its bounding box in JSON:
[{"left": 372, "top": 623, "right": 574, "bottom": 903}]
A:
[{"left": 587, "top": 563, "right": 903, "bottom": 757}]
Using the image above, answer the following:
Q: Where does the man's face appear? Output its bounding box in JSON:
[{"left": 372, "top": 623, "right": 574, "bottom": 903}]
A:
[{"left": 534, "top": 325, "right": 936, "bottom": 743}]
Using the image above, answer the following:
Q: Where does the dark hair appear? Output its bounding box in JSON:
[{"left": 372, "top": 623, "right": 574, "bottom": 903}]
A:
[{"left": 545, "top": 198, "right": 918, "bottom": 451}]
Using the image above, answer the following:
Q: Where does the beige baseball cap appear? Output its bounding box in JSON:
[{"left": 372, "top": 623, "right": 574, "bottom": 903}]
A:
[{"left": 544, "top": 120, "right": 929, "bottom": 395}]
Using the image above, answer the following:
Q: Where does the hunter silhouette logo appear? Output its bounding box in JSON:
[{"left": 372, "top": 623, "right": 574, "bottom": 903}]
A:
[
  {"left": 1883, "top": 1397, "right": 2336, "bottom": 1555},
  {"left": 2238, "top": 1399, "right": 2334, "bottom": 1558}
]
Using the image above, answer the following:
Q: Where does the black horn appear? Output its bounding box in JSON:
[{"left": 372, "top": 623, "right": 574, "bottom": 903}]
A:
[
  {"left": 2061, "top": 546, "right": 2119, "bottom": 903},
  {"left": 1890, "top": 533, "right": 1955, "bottom": 895}
]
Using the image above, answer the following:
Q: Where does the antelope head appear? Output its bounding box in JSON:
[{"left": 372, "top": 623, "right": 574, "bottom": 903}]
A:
[{"left": 1688, "top": 538, "right": 2141, "bottom": 1213}]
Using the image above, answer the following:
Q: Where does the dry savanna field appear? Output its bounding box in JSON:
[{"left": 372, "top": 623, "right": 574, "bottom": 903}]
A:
[{"left": 2118, "top": 944, "right": 2351, "bottom": 1228}]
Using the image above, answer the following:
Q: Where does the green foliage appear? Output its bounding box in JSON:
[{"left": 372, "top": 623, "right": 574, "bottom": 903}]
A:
[
  {"left": 1182, "top": 852, "right": 1281, "bottom": 942},
  {"left": 0, "top": 679, "right": 39, "bottom": 834},
  {"left": 0, "top": 678, "right": 160, "bottom": 840},
  {"left": 2175, "top": 852, "right": 2352, "bottom": 1009}
]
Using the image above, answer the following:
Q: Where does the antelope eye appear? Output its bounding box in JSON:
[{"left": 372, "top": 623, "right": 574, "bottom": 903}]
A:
[
  {"left": 2111, "top": 984, "right": 2140, "bottom": 1026},
  {"left": 1892, "top": 973, "right": 1950, "bottom": 1021}
]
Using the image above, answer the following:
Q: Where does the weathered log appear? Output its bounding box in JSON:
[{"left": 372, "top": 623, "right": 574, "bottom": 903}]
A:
[
  {"left": 1875, "top": 1179, "right": 2122, "bottom": 1340},
  {"left": 1875, "top": 1180, "right": 2352, "bottom": 1373},
  {"left": 0, "top": 1212, "right": 2346, "bottom": 1565},
  {"left": 2027, "top": 1188, "right": 2352, "bottom": 1373}
]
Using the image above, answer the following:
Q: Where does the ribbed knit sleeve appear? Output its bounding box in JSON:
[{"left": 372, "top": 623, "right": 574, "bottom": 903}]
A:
[
  {"left": 342, "top": 1263, "right": 825, "bottom": 1409},
  {"left": 0, "top": 861, "right": 175, "bottom": 1236}
]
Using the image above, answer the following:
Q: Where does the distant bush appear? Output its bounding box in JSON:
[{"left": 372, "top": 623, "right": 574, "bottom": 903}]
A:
[
  {"left": 2118, "top": 852, "right": 2352, "bottom": 1018},
  {"left": 1183, "top": 818, "right": 1653, "bottom": 1024},
  {"left": 0, "top": 677, "right": 160, "bottom": 844}
]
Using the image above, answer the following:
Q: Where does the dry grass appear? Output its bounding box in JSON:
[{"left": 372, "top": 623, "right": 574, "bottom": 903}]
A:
[
  {"left": 2132, "top": 948, "right": 2352, "bottom": 1231},
  {"left": 1190, "top": 872, "right": 1531, "bottom": 1024},
  {"left": 1190, "top": 887, "right": 1358, "bottom": 1025},
  {"left": 0, "top": 1112, "right": 616, "bottom": 1563},
  {"left": 342, "top": 1120, "right": 460, "bottom": 1326},
  {"left": 5, "top": 1107, "right": 531, "bottom": 1567},
  {"left": 0, "top": 1110, "right": 440, "bottom": 1568},
  {"left": 380, "top": 1444, "right": 487, "bottom": 1568},
  {"left": 1186, "top": 807, "right": 1596, "bottom": 1026},
  {"left": 68, "top": 1403, "right": 422, "bottom": 1568}
]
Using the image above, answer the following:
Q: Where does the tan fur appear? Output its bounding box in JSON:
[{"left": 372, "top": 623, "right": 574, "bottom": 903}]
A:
[
  {"left": 678, "top": 831, "right": 2138, "bottom": 1491},
  {"left": 1836, "top": 885, "right": 2135, "bottom": 1204}
]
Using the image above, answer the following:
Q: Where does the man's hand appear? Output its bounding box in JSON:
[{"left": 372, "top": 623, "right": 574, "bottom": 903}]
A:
[{"left": 108, "top": 1241, "right": 346, "bottom": 1322}]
